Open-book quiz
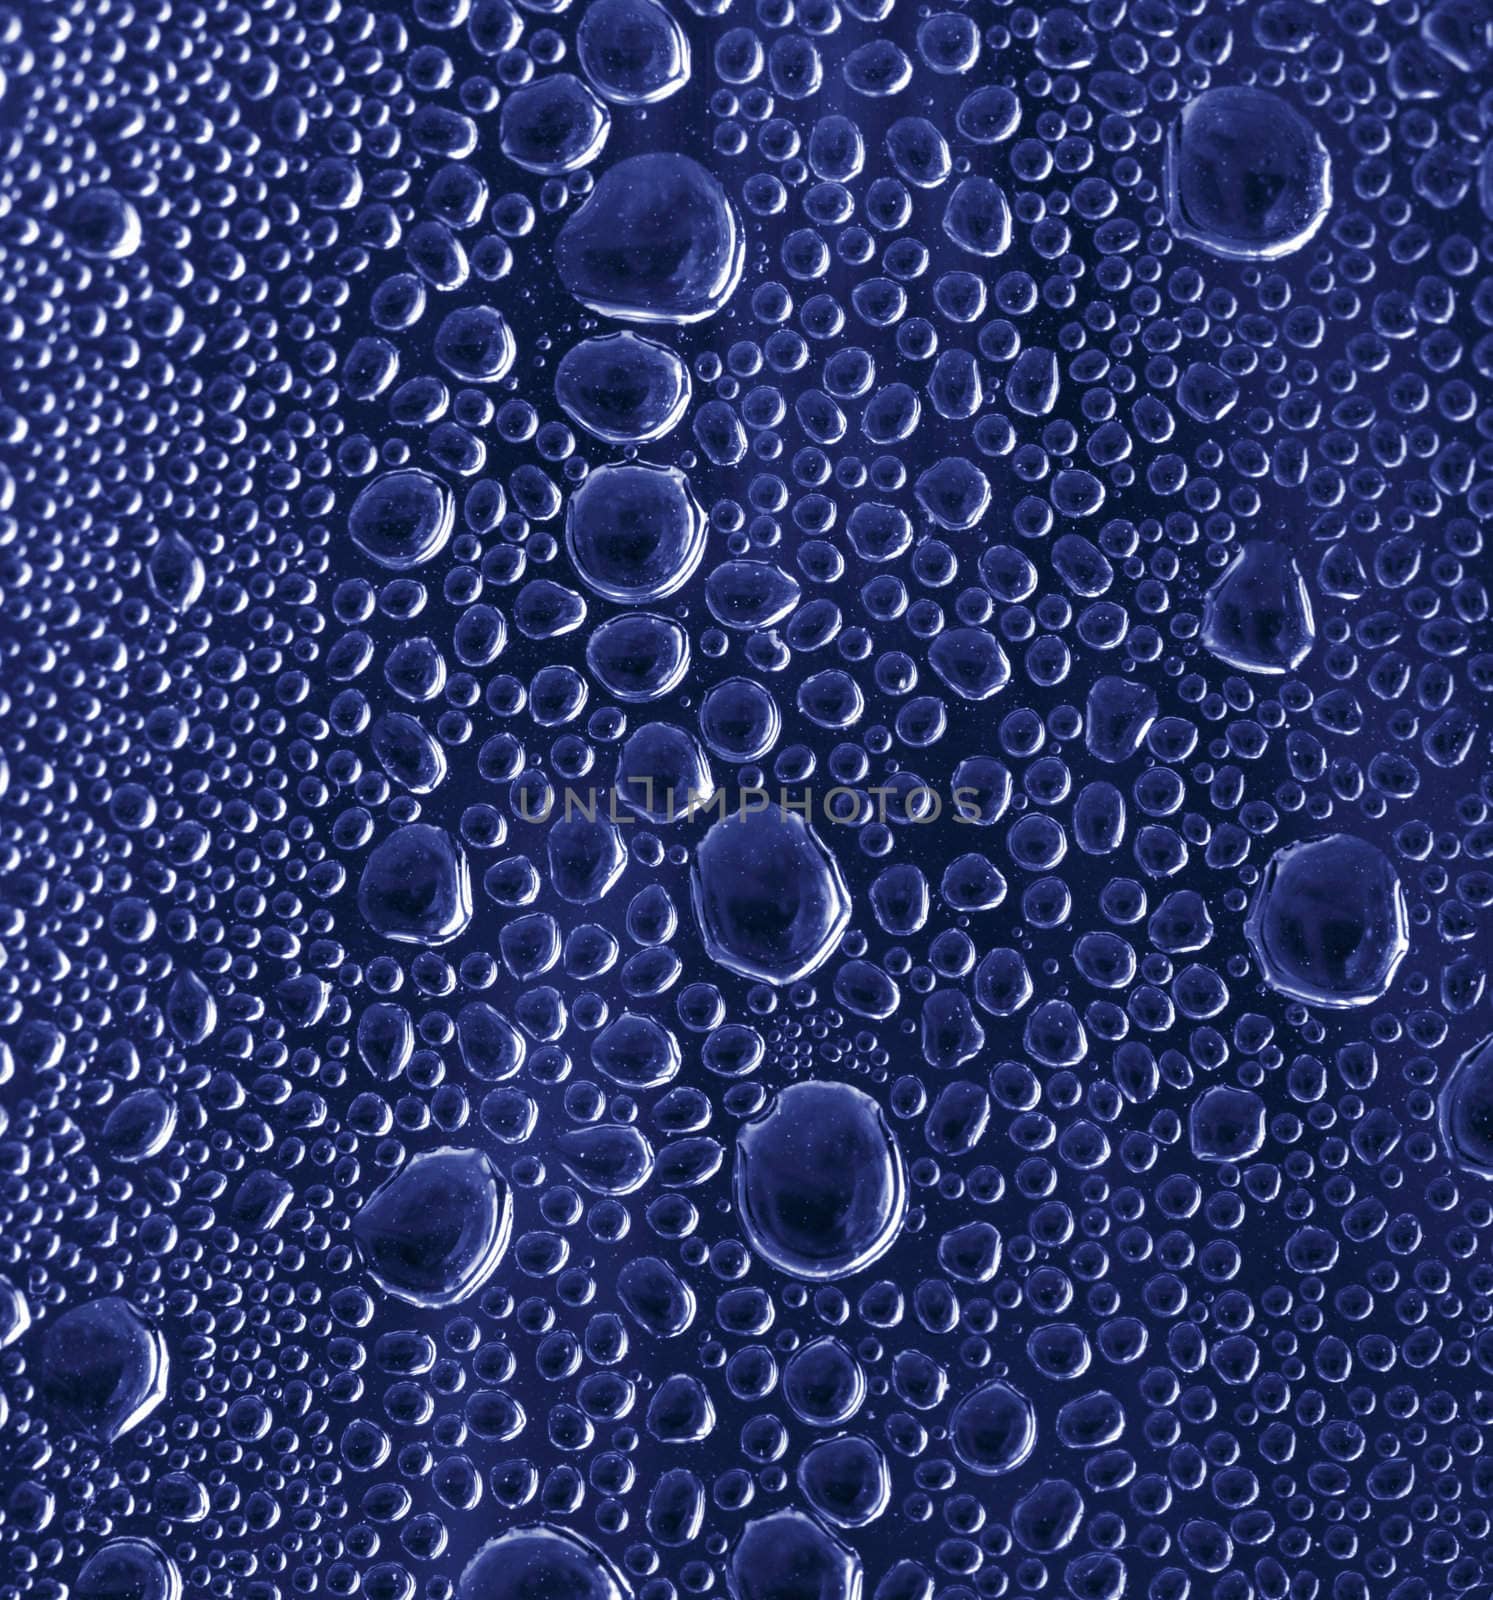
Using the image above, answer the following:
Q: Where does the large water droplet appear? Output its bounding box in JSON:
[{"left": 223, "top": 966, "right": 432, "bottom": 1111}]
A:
[
  {"left": 566, "top": 462, "right": 707, "bottom": 602},
  {"left": 692, "top": 808, "right": 850, "bottom": 985},
  {"left": 36, "top": 1298, "right": 168, "bottom": 1443},
  {"left": 727, "top": 1512, "right": 861, "bottom": 1600},
  {"left": 67, "top": 187, "right": 142, "bottom": 259},
  {"left": 949, "top": 1379, "right": 1037, "bottom": 1475},
  {"left": 459, "top": 1526, "right": 630, "bottom": 1600},
  {"left": 75, "top": 1539, "right": 181, "bottom": 1600},
  {"left": 556, "top": 153, "right": 744, "bottom": 322},
  {"left": 349, "top": 468, "right": 455, "bottom": 570},
  {"left": 735, "top": 1080, "right": 906, "bottom": 1279},
  {"left": 1439, "top": 1033, "right": 1493, "bottom": 1177},
  {"left": 352, "top": 1148, "right": 512, "bottom": 1308},
  {"left": 1246, "top": 834, "right": 1407, "bottom": 1007},
  {"left": 1167, "top": 86, "right": 1332, "bottom": 258},
  {"left": 556, "top": 332, "right": 691, "bottom": 444},
  {"left": 577, "top": 0, "right": 692, "bottom": 103},
  {"left": 357, "top": 824, "right": 472, "bottom": 944},
  {"left": 1201, "top": 541, "right": 1316, "bottom": 674}
]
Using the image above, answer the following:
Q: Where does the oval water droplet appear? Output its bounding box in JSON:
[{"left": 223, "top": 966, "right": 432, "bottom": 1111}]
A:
[{"left": 735, "top": 1080, "right": 906, "bottom": 1279}]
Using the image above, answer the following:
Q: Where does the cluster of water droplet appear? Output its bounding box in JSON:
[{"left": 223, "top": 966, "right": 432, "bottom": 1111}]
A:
[{"left": 1, "top": 1, "right": 1492, "bottom": 1600}]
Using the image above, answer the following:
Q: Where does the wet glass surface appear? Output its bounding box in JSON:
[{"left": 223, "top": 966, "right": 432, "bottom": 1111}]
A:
[{"left": 0, "top": 4, "right": 1491, "bottom": 1600}]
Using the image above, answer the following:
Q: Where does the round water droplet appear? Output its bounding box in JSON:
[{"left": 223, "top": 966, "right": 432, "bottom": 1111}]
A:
[
  {"left": 798, "top": 1434, "right": 889, "bottom": 1527},
  {"left": 349, "top": 468, "right": 455, "bottom": 570},
  {"left": 435, "top": 305, "right": 517, "bottom": 383},
  {"left": 67, "top": 187, "right": 142, "bottom": 259},
  {"left": 700, "top": 678, "right": 780, "bottom": 761},
  {"left": 499, "top": 74, "right": 611, "bottom": 174},
  {"left": 566, "top": 463, "right": 706, "bottom": 602},
  {"left": 586, "top": 612, "right": 691, "bottom": 702}
]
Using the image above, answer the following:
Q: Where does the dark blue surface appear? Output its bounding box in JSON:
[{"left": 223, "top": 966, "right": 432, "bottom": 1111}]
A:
[{"left": 0, "top": 4, "right": 1492, "bottom": 1600}]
